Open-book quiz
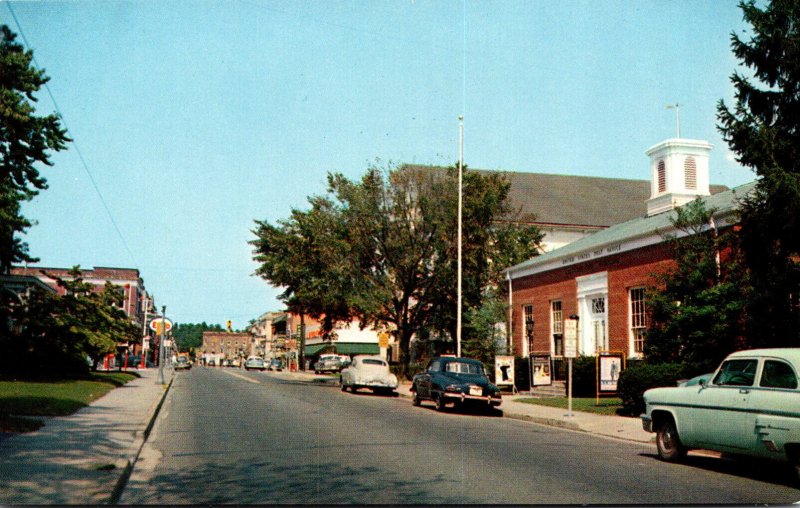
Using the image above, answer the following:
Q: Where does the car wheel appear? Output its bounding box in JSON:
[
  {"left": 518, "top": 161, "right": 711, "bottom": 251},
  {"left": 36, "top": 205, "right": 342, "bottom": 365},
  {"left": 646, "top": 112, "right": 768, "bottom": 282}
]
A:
[
  {"left": 434, "top": 393, "right": 447, "bottom": 412},
  {"left": 656, "top": 418, "right": 687, "bottom": 462},
  {"left": 341, "top": 380, "right": 347, "bottom": 392},
  {"left": 411, "top": 386, "right": 421, "bottom": 406}
]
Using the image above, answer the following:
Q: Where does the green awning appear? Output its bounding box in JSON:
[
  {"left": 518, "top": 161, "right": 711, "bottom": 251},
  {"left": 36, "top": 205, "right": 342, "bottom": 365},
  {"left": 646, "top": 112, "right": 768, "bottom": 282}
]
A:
[{"left": 304, "top": 342, "right": 380, "bottom": 357}]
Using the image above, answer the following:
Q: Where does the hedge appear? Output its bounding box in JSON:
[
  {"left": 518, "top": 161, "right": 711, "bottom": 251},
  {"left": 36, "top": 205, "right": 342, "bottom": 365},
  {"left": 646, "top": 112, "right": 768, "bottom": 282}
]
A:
[{"left": 617, "top": 362, "right": 684, "bottom": 416}]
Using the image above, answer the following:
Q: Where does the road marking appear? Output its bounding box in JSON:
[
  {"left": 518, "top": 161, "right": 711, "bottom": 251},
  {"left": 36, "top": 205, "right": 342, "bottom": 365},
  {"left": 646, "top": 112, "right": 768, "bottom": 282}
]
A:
[{"left": 222, "top": 370, "right": 261, "bottom": 384}]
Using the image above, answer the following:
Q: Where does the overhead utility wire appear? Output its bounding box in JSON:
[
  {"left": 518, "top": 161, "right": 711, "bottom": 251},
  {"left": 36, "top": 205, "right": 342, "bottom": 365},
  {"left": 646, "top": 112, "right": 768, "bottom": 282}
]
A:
[{"left": 6, "top": 2, "right": 139, "bottom": 267}]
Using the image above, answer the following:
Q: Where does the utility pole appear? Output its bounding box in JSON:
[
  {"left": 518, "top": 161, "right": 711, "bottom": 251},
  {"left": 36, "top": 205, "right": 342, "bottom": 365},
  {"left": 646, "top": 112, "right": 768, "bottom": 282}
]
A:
[
  {"left": 140, "top": 295, "right": 149, "bottom": 369},
  {"left": 157, "top": 305, "right": 166, "bottom": 385}
]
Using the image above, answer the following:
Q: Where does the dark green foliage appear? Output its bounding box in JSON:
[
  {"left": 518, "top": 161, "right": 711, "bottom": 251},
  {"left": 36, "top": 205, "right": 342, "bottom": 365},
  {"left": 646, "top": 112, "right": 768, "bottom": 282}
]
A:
[
  {"left": 173, "top": 322, "right": 223, "bottom": 352},
  {"left": 566, "top": 356, "right": 599, "bottom": 398},
  {"left": 644, "top": 199, "right": 747, "bottom": 375},
  {"left": 717, "top": 0, "right": 800, "bottom": 348},
  {"left": 0, "top": 267, "right": 138, "bottom": 378},
  {"left": 514, "top": 356, "right": 530, "bottom": 392},
  {"left": 0, "top": 25, "right": 70, "bottom": 272},
  {"left": 617, "top": 362, "right": 684, "bottom": 416}
]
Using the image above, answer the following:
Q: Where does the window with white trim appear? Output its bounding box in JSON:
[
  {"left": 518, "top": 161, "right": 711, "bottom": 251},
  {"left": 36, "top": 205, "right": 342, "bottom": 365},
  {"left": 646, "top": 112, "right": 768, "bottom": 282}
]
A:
[
  {"left": 630, "top": 287, "right": 646, "bottom": 354},
  {"left": 551, "top": 300, "right": 563, "bottom": 356}
]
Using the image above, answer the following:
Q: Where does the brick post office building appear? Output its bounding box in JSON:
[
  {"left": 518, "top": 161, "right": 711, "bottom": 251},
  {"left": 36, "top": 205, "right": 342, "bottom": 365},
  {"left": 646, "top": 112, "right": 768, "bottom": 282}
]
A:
[{"left": 504, "top": 138, "right": 754, "bottom": 374}]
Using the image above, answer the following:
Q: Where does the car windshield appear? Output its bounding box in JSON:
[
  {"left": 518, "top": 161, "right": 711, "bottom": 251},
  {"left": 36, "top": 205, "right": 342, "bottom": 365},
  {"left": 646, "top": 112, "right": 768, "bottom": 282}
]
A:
[
  {"left": 444, "top": 362, "right": 483, "bottom": 375},
  {"left": 363, "top": 359, "right": 386, "bottom": 367},
  {"left": 713, "top": 359, "right": 758, "bottom": 386}
]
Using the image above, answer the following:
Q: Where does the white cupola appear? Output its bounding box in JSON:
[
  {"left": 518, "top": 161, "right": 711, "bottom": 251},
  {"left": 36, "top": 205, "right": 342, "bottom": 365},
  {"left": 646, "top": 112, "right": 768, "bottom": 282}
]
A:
[{"left": 645, "top": 138, "right": 712, "bottom": 217}]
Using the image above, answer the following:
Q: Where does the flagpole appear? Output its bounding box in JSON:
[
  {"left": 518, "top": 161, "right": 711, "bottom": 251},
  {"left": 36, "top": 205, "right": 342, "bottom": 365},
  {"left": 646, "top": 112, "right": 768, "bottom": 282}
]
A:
[{"left": 457, "top": 115, "right": 463, "bottom": 357}]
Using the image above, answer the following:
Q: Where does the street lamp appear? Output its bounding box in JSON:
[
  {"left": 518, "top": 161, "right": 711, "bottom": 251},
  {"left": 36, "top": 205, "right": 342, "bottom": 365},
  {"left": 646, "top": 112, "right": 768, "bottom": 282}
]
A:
[{"left": 525, "top": 317, "right": 534, "bottom": 357}]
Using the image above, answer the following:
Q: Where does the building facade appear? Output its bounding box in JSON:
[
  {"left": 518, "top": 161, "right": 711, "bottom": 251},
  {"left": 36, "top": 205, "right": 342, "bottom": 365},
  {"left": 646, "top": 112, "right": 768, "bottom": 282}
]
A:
[
  {"left": 505, "top": 138, "right": 753, "bottom": 364},
  {"left": 9, "top": 265, "right": 149, "bottom": 329}
]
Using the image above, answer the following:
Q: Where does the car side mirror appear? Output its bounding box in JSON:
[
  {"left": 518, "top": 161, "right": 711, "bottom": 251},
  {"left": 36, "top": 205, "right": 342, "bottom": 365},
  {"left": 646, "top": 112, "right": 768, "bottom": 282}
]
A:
[{"left": 699, "top": 378, "right": 707, "bottom": 387}]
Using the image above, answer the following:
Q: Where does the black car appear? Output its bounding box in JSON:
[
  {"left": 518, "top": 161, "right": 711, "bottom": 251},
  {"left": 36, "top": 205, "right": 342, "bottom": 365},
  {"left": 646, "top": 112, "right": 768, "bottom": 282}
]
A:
[{"left": 411, "top": 356, "right": 502, "bottom": 412}]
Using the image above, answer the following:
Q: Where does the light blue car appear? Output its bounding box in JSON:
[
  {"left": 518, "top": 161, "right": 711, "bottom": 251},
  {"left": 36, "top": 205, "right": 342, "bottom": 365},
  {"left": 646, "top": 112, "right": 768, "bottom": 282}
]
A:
[{"left": 642, "top": 348, "right": 800, "bottom": 483}]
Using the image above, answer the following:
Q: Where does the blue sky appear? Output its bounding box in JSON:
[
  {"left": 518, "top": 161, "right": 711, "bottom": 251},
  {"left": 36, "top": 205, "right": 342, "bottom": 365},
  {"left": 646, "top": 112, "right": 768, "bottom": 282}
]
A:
[{"left": 4, "top": 0, "right": 755, "bottom": 327}]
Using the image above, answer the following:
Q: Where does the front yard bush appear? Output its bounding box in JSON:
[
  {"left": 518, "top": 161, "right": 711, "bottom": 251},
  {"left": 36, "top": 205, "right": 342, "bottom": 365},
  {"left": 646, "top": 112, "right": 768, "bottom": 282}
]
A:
[{"left": 617, "top": 362, "right": 684, "bottom": 416}]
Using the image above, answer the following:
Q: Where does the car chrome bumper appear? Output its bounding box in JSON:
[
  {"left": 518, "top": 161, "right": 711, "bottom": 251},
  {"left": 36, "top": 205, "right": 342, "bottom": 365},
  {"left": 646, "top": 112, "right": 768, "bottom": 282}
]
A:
[
  {"left": 443, "top": 392, "right": 502, "bottom": 406},
  {"left": 641, "top": 414, "right": 653, "bottom": 433}
]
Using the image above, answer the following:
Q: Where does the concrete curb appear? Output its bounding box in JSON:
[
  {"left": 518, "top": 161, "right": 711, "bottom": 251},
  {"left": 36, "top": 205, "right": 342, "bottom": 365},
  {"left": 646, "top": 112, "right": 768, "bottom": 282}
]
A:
[{"left": 108, "top": 375, "right": 174, "bottom": 505}]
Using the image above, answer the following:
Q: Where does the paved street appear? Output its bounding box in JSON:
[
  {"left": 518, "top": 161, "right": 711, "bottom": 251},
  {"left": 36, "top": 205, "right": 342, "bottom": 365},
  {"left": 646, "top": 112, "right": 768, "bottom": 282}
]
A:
[{"left": 120, "top": 366, "right": 799, "bottom": 505}]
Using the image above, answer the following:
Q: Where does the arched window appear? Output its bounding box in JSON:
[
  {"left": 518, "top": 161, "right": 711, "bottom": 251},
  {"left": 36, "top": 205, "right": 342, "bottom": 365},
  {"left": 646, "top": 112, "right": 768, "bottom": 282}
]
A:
[
  {"left": 684, "top": 156, "right": 697, "bottom": 190},
  {"left": 657, "top": 160, "right": 666, "bottom": 193}
]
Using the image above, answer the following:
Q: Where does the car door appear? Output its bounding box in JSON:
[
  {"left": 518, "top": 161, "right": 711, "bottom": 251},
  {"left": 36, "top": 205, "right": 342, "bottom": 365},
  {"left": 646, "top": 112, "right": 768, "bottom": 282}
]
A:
[
  {"left": 416, "top": 360, "right": 440, "bottom": 399},
  {"left": 748, "top": 358, "right": 800, "bottom": 458},
  {"left": 691, "top": 358, "right": 757, "bottom": 451}
]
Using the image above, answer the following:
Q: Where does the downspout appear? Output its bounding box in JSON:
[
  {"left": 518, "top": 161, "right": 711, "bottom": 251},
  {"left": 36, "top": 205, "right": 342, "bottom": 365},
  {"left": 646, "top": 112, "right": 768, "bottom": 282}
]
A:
[
  {"left": 709, "top": 216, "right": 721, "bottom": 280},
  {"left": 507, "top": 271, "right": 513, "bottom": 356}
]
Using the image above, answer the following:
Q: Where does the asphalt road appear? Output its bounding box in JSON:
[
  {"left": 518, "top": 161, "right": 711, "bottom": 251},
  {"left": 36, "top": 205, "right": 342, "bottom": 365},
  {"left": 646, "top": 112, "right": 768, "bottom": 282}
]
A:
[{"left": 120, "top": 366, "right": 800, "bottom": 504}]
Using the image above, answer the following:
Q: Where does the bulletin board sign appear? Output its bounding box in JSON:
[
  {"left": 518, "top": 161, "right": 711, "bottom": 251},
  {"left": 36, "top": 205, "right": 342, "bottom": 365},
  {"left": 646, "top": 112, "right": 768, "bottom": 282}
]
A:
[
  {"left": 597, "top": 352, "right": 625, "bottom": 394},
  {"left": 531, "top": 354, "right": 552, "bottom": 387},
  {"left": 494, "top": 356, "right": 515, "bottom": 387}
]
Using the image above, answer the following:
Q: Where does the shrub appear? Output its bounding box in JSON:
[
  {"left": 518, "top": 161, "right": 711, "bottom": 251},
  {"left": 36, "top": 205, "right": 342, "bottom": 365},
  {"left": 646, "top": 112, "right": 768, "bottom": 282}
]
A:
[
  {"left": 565, "top": 355, "right": 597, "bottom": 397},
  {"left": 617, "top": 362, "right": 684, "bottom": 416},
  {"left": 514, "top": 356, "right": 530, "bottom": 391}
]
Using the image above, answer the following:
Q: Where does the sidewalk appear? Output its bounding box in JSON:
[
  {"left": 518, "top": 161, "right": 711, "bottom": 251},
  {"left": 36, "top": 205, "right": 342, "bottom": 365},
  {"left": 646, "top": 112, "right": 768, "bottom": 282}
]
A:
[
  {"left": 0, "top": 367, "right": 173, "bottom": 505},
  {"left": 275, "top": 369, "right": 655, "bottom": 445}
]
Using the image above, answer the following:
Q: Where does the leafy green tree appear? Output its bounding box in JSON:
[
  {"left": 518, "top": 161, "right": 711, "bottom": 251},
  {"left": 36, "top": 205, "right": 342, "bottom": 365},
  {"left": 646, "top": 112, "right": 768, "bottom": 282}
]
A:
[
  {"left": 462, "top": 289, "right": 508, "bottom": 373},
  {"left": 0, "top": 267, "right": 138, "bottom": 378},
  {"left": 253, "top": 161, "right": 541, "bottom": 377},
  {"left": 644, "top": 199, "right": 748, "bottom": 376},
  {"left": 0, "top": 25, "right": 69, "bottom": 272},
  {"left": 717, "top": 0, "right": 800, "bottom": 347}
]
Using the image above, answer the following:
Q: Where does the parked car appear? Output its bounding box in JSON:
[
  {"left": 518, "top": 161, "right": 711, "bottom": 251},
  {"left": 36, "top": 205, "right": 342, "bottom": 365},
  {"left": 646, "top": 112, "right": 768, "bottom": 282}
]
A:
[
  {"left": 411, "top": 356, "right": 502, "bottom": 412},
  {"left": 340, "top": 355, "right": 398, "bottom": 395},
  {"left": 268, "top": 358, "right": 283, "bottom": 371},
  {"left": 244, "top": 357, "right": 266, "bottom": 371},
  {"left": 314, "top": 354, "right": 346, "bottom": 374},
  {"left": 642, "top": 348, "right": 800, "bottom": 481},
  {"left": 175, "top": 355, "right": 192, "bottom": 370}
]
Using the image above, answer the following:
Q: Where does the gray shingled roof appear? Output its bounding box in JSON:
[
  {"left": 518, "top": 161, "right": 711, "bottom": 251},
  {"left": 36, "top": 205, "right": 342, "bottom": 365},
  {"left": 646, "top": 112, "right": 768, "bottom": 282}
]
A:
[
  {"left": 505, "top": 181, "right": 757, "bottom": 277},
  {"left": 404, "top": 165, "right": 728, "bottom": 228}
]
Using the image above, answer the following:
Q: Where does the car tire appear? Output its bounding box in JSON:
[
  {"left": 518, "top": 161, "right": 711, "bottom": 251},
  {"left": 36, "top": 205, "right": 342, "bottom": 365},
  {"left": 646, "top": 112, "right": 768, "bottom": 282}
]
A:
[
  {"left": 411, "top": 387, "right": 421, "bottom": 406},
  {"left": 656, "top": 418, "right": 687, "bottom": 462},
  {"left": 434, "top": 393, "right": 447, "bottom": 412}
]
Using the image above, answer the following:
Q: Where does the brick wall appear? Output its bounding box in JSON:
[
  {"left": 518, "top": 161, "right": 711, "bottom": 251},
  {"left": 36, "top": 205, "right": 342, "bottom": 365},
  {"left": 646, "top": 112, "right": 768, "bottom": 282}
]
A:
[{"left": 511, "top": 243, "right": 676, "bottom": 358}]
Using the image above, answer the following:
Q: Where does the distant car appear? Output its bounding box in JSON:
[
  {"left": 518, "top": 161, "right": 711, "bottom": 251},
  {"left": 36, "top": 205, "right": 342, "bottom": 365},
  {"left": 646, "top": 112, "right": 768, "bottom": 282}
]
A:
[
  {"left": 642, "top": 348, "right": 800, "bottom": 482},
  {"left": 245, "top": 357, "right": 266, "bottom": 371},
  {"left": 340, "top": 355, "right": 398, "bottom": 395},
  {"left": 677, "top": 372, "right": 713, "bottom": 387},
  {"left": 268, "top": 358, "right": 283, "bottom": 371},
  {"left": 314, "top": 354, "right": 345, "bottom": 374},
  {"left": 411, "top": 356, "right": 502, "bottom": 412},
  {"left": 175, "top": 355, "right": 192, "bottom": 370}
]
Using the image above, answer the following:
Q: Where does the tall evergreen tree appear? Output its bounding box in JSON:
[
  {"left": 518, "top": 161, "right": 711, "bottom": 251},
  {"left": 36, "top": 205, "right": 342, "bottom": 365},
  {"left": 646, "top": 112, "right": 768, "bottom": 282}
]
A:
[
  {"left": 717, "top": 0, "right": 800, "bottom": 347},
  {"left": 0, "top": 25, "right": 70, "bottom": 272},
  {"left": 644, "top": 200, "right": 748, "bottom": 376}
]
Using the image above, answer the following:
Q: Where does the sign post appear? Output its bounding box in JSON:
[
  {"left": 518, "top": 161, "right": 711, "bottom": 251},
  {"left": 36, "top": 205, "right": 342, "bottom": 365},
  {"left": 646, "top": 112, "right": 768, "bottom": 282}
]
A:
[{"left": 563, "top": 317, "right": 579, "bottom": 417}]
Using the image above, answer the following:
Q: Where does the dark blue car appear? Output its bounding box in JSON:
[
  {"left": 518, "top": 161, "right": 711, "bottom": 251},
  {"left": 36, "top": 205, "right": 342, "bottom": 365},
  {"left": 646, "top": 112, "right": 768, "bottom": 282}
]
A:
[{"left": 411, "top": 356, "right": 502, "bottom": 413}]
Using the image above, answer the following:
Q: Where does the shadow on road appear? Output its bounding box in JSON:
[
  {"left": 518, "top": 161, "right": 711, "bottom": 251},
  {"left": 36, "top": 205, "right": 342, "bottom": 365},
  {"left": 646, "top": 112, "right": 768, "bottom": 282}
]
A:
[
  {"left": 124, "top": 459, "right": 473, "bottom": 504},
  {"left": 640, "top": 452, "right": 798, "bottom": 489}
]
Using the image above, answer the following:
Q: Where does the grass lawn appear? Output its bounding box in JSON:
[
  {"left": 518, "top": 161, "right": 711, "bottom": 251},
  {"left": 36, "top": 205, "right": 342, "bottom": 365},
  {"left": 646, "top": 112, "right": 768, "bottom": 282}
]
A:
[
  {"left": 0, "top": 371, "right": 138, "bottom": 433},
  {"left": 516, "top": 396, "right": 624, "bottom": 416}
]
